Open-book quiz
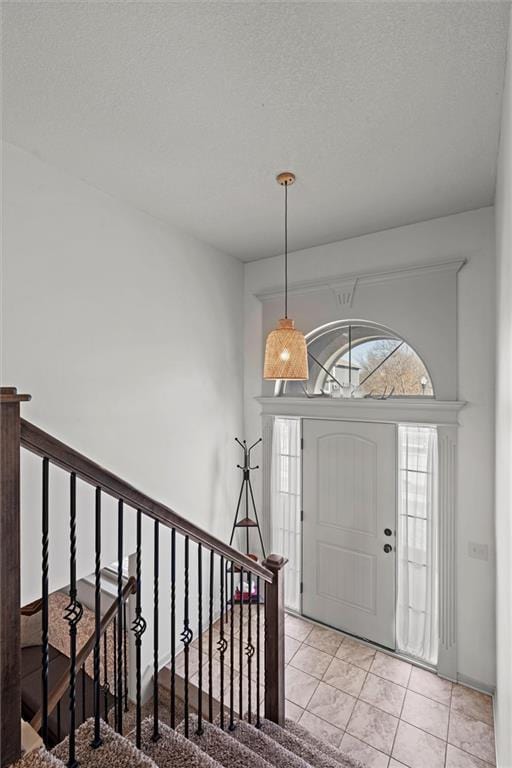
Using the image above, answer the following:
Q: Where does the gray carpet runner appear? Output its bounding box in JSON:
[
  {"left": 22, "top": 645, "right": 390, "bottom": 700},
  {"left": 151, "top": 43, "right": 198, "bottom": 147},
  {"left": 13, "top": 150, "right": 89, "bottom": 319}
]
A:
[
  {"left": 260, "top": 717, "right": 362, "bottom": 768},
  {"left": 221, "top": 717, "right": 312, "bottom": 768},
  {"left": 15, "top": 715, "right": 365, "bottom": 768},
  {"left": 131, "top": 717, "right": 223, "bottom": 768},
  {"left": 177, "top": 714, "right": 274, "bottom": 768},
  {"left": 52, "top": 719, "right": 157, "bottom": 768}
]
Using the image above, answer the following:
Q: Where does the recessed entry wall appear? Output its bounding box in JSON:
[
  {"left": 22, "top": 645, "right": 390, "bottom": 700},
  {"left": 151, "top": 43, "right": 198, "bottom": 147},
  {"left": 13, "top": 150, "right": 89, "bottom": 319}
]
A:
[
  {"left": 259, "top": 260, "right": 461, "bottom": 401},
  {"left": 244, "top": 208, "right": 496, "bottom": 691}
]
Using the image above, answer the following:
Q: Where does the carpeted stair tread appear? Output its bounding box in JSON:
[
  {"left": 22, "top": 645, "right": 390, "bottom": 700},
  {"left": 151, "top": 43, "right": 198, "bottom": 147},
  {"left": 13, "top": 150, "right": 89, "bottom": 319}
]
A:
[
  {"left": 222, "top": 717, "right": 313, "bottom": 768},
  {"left": 52, "top": 718, "right": 157, "bottom": 768},
  {"left": 12, "top": 748, "right": 66, "bottom": 768},
  {"left": 285, "top": 719, "right": 364, "bottom": 768},
  {"left": 259, "top": 719, "right": 360, "bottom": 768},
  {"left": 130, "top": 717, "right": 223, "bottom": 768},
  {"left": 177, "top": 714, "right": 274, "bottom": 768}
]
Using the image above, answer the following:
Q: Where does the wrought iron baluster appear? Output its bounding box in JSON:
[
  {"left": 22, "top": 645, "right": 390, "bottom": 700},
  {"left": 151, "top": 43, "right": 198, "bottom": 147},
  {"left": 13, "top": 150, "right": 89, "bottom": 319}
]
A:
[
  {"left": 64, "top": 472, "right": 83, "bottom": 766},
  {"left": 181, "top": 535, "right": 193, "bottom": 738},
  {"left": 123, "top": 602, "right": 128, "bottom": 713},
  {"left": 152, "top": 520, "right": 160, "bottom": 742},
  {"left": 197, "top": 543, "right": 203, "bottom": 735},
  {"left": 41, "top": 457, "right": 49, "bottom": 746},
  {"left": 246, "top": 571, "right": 254, "bottom": 723},
  {"left": 256, "top": 575, "right": 261, "bottom": 728},
  {"left": 113, "top": 618, "right": 117, "bottom": 708},
  {"left": 131, "top": 510, "right": 146, "bottom": 748},
  {"left": 238, "top": 568, "right": 244, "bottom": 722},
  {"left": 217, "top": 556, "right": 226, "bottom": 729},
  {"left": 103, "top": 631, "right": 110, "bottom": 726},
  {"left": 208, "top": 550, "right": 214, "bottom": 723},
  {"left": 116, "top": 500, "right": 124, "bottom": 733},
  {"left": 170, "top": 528, "right": 176, "bottom": 729},
  {"left": 81, "top": 665, "right": 86, "bottom": 725},
  {"left": 229, "top": 561, "right": 235, "bottom": 730},
  {"left": 92, "top": 486, "right": 102, "bottom": 748}
]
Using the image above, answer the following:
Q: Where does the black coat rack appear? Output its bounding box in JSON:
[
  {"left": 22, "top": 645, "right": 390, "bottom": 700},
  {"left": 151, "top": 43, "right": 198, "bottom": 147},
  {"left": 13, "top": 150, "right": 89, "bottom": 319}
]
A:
[{"left": 229, "top": 437, "right": 266, "bottom": 560}]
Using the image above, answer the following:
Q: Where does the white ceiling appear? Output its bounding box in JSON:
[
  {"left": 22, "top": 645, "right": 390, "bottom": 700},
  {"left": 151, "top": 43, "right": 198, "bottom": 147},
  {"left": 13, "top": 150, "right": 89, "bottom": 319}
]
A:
[{"left": 2, "top": 2, "right": 510, "bottom": 261}]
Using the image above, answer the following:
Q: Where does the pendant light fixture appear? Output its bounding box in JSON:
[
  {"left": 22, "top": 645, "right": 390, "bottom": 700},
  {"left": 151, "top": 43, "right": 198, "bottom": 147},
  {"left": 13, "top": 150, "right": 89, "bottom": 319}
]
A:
[{"left": 263, "top": 172, "right": 309, "bottom": 381}]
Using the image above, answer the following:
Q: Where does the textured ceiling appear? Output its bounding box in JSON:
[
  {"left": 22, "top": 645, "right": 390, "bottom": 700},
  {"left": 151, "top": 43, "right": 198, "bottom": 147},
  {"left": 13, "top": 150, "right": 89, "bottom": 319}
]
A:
[{"left": 2, "top": 2, "right": 510, "bottom": 261}]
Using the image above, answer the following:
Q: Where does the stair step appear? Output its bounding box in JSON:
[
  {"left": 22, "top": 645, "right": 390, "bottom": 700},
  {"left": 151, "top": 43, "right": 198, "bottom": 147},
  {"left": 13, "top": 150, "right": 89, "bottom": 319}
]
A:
[
  {"left": 177, "top": 714, "right": 273, "bottom": 768},
  {"left": 52, "top": 718, "right": 158, "bottom": 768},
  {"left": 13, "top": 747, "right": 66, "bottom": 768},
  {"left": 259, "top": 719, "right": 360, "bottom": 768},
  {"left": 234, "top": 517, "right": 258, "bottom": 528},
  {"left": 222, "top": 718, "right": 312, "bottom": 768},
  {"left": 285, "top": 719, "right": 364, "bottom": 768},
  {"left": 131, "top": 717, "right": 223, "bottom": 768}
]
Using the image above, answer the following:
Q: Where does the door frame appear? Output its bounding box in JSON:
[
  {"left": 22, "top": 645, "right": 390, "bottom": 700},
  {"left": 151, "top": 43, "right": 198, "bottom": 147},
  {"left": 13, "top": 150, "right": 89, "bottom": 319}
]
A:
[
  {"left": 301, "top": 417, "right": 398, "bottom": 650},
  {"left": 258, "top": 396, "right": 464, "bottom": 680}
]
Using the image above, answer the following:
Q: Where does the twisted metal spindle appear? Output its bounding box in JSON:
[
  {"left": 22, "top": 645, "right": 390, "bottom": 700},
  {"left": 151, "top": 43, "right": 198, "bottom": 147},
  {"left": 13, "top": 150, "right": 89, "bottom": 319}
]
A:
[
  {"left": 229, "top": 561, "right": 235, "bottom": 730},
  {"left": 152, "top": 520, "right": 160, "bottom": 742},
  {"left": 238, "top": 568, "right": 244, "bottom": 722},
  {"left": 256, "top": 575, "right": 261, "bottom": 728},
  {"left": 170, "top": 528, "right": 176, "bottom": 729},
  {"left": 92, "top": 486, "right": 102, "bottom": 748},
  {"left": 181, "top": 536, "right": 193, "bottom": 738},
  {"left": 246, "top": 571, "right": 254, "bottom": 723},
  {"left": 217, "top": 556, "right": 227, "bottom": 729},
  {"left": 131, "top": 510, "right": 146, "bottom": 748},
  {"left": 197, "top": 543, "right": 203, "bottom": 735},
  {"left": 81, "top": 665, "right": 86, "bottom": 725},
  {"left": 116, "top": 500, "right": 124, "bottom": 734},
  {"left": 113, "top": 618, "right": 117, "bottom": 707},
  {"left": 41, "top": 457, "right": 49, "bottom": 746},
  {"left": 65, "top": 472, "right": 83, "bottom": 766},
  {"left": 103, "top": 632, "right": 110, "bottom": 726},
  {"left": 208, "top": 549, "right": 214, "bottom": 723}
]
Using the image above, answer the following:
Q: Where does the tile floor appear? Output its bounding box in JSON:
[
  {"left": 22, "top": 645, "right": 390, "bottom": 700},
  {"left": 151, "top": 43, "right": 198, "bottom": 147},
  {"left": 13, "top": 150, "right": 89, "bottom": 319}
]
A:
[{"left": 284, "top": 613, "right": 496, "bottom": 768}]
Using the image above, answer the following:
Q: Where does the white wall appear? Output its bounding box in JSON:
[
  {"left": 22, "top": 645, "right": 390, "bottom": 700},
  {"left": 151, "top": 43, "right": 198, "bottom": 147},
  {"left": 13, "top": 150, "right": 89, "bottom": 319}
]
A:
[
  {"left": 245, "top": 207, "right": 496, "bottom": 690},
  {"left": 494, "top": 17, "right": 512, "bottom": 768},
  {"left": 2, "top": 141, "right": 245, "bottom": 692}
]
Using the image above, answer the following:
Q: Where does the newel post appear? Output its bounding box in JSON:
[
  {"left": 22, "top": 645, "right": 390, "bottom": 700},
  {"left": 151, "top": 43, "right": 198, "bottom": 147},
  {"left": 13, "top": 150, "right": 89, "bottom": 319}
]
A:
[
  {"left": 1, "top": 387, "right": 31, "bottom": 767},
  {"left": 263, "top": 554, "right": 287, "bottom": 725}
]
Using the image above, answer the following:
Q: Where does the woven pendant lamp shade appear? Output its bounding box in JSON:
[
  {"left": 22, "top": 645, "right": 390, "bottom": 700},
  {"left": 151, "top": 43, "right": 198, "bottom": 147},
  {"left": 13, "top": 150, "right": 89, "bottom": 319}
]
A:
[{"left": 264, "top": 318, "right": 309, "bottom": 380}]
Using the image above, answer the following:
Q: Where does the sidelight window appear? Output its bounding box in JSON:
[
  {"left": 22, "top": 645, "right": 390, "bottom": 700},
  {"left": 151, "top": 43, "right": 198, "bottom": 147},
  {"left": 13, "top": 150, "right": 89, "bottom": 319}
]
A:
[
  {"left": 397, "top": 424, "right": 439, "bottom": 665},
  {"left": 270, "top": 417, "right": 302, "bottom": 612}
]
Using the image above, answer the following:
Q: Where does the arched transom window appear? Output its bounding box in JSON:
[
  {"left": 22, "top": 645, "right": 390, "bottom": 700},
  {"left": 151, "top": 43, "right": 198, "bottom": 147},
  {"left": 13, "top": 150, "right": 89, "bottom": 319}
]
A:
[{"left": 279, "top": 320, "right": 434, "bottom": 399}]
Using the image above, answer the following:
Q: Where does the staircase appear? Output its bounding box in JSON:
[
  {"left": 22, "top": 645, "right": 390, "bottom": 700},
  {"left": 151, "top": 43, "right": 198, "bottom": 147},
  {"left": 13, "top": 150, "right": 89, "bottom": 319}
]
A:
[
  {"left": 15, "top": 716, "right": 363, "bottom": 768},
  {"left": 0, "top": 388, "right": 363, "bottom": 768}
]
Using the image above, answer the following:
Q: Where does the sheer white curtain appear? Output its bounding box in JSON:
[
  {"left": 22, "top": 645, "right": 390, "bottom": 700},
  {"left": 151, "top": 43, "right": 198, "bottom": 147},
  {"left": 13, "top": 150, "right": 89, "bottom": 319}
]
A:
[
  {"left": 397, "top": 425, "right": 439, "bottom": 665},
  {"left": 270, "top": 418, "right": 301, "bottom": 612}
]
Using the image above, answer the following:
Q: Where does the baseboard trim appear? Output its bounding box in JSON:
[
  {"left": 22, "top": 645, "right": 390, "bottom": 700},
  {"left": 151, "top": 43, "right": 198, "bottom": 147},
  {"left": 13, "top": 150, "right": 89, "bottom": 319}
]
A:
[{"left": 456, "top": 673, "right": 495, "bottom": 697}]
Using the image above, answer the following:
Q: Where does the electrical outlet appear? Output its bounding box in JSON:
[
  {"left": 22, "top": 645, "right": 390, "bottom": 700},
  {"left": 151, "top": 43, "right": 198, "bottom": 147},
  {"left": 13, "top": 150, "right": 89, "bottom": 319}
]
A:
[{"left": 468, "top": 541, "right": 489, "bottom": 561}]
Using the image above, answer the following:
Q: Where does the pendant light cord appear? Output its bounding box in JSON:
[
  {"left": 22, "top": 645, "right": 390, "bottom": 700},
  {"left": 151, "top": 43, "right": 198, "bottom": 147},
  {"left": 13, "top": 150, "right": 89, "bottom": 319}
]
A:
[{"left": 284, "top": 181, "right": 288, "bottom": 319}]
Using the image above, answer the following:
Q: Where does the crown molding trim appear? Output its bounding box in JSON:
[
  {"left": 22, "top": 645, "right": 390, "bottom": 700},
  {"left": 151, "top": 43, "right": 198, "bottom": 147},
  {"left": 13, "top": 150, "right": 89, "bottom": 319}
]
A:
[
  {"left": 256, "top": 396, "right": 466, "bottom": 426},
  {"left": 254, "top": 256, "right": 468, "bottom": 302}
]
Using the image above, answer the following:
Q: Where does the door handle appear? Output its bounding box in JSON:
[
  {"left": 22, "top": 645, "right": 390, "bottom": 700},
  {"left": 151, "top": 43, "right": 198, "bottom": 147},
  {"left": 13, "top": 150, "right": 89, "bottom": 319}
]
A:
[
  {"left": 383, "top": 544, "right": 392, "bottom": 554},
  {"left": 384, "top": 528, "right": 392, "bottom": 536}
]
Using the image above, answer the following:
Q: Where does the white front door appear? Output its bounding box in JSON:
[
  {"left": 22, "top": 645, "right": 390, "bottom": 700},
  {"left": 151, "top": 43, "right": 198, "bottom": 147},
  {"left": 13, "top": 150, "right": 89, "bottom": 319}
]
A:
[{"left": 302, "top": 419, "right": 397, "bottom": 649}]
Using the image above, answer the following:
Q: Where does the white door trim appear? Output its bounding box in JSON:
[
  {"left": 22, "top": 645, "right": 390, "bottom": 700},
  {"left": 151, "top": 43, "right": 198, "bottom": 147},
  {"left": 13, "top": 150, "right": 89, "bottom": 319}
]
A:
[{"left": 259, "top": 397, "right": 463, "bottom": 680}]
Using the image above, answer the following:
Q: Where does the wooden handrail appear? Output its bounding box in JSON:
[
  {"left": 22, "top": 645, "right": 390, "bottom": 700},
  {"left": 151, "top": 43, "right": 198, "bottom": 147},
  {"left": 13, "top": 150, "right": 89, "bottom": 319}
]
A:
[
  {"left": 31, "top": 577, "right": 137, "bottom": 732},
  {"left": 21, "top": 598, "right": 43, "bottom": 616},
  {"left": 20, "top": 419, "right": 273, "bottom": 583}
]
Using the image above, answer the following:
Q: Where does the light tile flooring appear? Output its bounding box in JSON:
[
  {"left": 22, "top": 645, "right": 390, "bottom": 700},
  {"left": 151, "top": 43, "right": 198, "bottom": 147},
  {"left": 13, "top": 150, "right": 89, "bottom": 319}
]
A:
[{"left": 284, "top": 613, "right": 496, "bottom": 768}]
